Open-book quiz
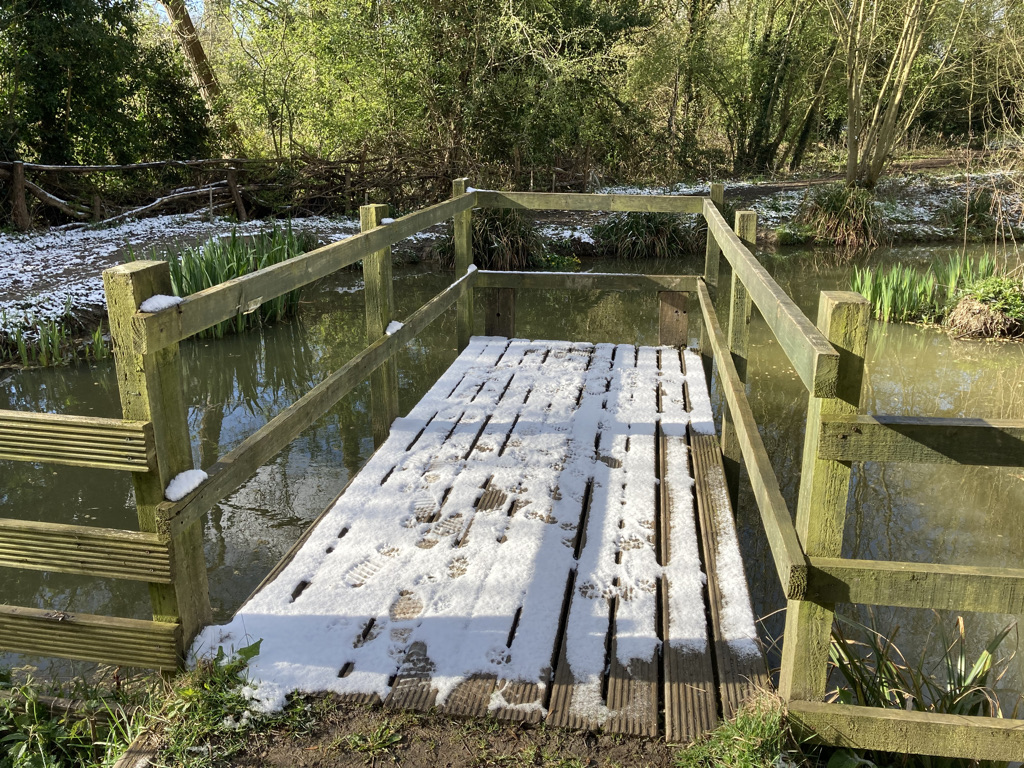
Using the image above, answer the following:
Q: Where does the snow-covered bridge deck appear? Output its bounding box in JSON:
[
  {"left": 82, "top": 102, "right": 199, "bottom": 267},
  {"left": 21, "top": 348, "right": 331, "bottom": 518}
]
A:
[{"left": 195, "top": 336, "right": 766, "bottom": 741}]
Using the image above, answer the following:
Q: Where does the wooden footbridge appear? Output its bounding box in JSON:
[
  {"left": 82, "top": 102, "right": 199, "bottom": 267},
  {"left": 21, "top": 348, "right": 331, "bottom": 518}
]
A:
[{"left": 2, "top": 184, "right": 1023, "bottom": 759}]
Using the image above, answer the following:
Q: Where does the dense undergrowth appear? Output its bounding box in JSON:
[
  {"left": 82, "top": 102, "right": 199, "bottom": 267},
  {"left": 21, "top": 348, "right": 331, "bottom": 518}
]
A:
[{"left": 434, "top": 208, "right": 581, "bottom": 271}]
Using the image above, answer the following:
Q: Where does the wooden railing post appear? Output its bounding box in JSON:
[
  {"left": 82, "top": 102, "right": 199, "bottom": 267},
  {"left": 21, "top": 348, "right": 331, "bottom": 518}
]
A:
[
  {"left": 720, "top": 210, "right": 756, "bottom": 511},
  {"left": 103, "top": 262, "right": 212, "bottom": 661},
  {"left": 453, "top": 178, "right": 474, "bottom": 350},
  {"left": 11, "top": 161, "right": 31, "bottom": 232},
  {"left": 779, "top": 291, "right": 870, "bottom": 702},
  {"left": 699, "top": 182, "right": 725, "bottom": 378},
  {"left": 361, "top": 203, "right": 400, "bottom": 448}
]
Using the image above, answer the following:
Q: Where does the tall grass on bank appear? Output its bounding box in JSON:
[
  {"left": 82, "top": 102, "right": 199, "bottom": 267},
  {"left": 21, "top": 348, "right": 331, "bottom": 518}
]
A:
[
  {"left": 0, "top": 309, "right": 110, "bottom": 368},
  {"left": 129, "top": 227, "right": 315, "bottom": 338},
  {"left": 591, "top": 211, "right": 705, "bottom": 260},
  {"left": 795, "top": 183, "right": 890, "bottom": 251},
  {"left": 829, "top": 614, "right": 1018, "bottom": 768},
  {"left": 434, "top": 208, "right": 544, "bottom": 270},
  {"left": 851, "top": 253, "right": 997, "bottom": 323}
]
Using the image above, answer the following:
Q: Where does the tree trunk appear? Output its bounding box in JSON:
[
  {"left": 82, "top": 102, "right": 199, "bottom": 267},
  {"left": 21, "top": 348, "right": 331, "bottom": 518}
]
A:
[
  {"left": 11, "top": 161, "right": 31, "bottom": 232},
  {"left": 160, "top": 0, "right": 222, "bottom": 107}
]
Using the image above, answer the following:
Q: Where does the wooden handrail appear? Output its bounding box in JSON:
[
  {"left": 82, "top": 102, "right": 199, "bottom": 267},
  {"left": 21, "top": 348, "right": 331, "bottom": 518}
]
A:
[
  {"left": 696, "top": 281, "right": 808, "bottom": 598},
  {"left": 132, "top": 193, "right": 477, "bottom": 353},
  {"left": 476, "top": 190, "right": 706, "bottom": 213},
  {"left": 703, "top": 199, "right": 839, "bottom": 397}
]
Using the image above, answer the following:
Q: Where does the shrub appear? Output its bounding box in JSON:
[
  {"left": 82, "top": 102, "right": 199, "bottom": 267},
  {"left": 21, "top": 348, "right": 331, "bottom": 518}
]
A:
[
  {"left": 591, "top": 211, "right": 704, "bottom": 260},
  {"left": 433, "top": 208, "right": 544, "bottom": 270},
  {"left": 936, "top": 186, "right": 998, "bottom": 235},
  {"left": 795, "top": 183, "right": 890, "bottom": 251}
]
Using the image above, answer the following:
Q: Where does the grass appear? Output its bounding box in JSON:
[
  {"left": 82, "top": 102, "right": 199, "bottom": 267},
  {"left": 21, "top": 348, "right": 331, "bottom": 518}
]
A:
[
  {"left": 0, "top": 667, "right": 152, "bottom": 768},
  {"left": 829, "top": 613, "right": 1019, "bottom": 768},
  {"left": 676, "top": 693, "right": 801, "bottom": 768},
  {"left": 591, "top": 211, "right": 705, "bottom": 260},
  {"left": 794, "top": 183, "right": 890, "bottom": 251},
  {"left": 0, "top": 306, "right": 111, "bottom": 368},
  {"left": 850, "top": 252, "right": 997, "bottom": 323},
  {"left": 128, "top": 226, "right": 316, "bottom": 338}
]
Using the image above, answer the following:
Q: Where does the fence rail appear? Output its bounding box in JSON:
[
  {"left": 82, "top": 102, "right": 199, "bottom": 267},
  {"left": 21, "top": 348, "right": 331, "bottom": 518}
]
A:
[{"left": 3, "top": 181, "right": 1022, "bottom": 759}]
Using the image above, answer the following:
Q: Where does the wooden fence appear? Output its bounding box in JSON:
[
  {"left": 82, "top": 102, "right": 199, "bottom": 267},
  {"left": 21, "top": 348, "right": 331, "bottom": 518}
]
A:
[{"left": 0, "top": 183, "right": 1021, "bottom": 759}]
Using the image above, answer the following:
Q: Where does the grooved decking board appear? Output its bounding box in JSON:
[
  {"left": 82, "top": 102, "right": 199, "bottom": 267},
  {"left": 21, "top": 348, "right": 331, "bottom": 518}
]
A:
[
  {"left": 195, "top": 338, "right": 757, "bottom": 743},
  {"left": 691, "top": 432, "right": 769, "bottom": 718}
]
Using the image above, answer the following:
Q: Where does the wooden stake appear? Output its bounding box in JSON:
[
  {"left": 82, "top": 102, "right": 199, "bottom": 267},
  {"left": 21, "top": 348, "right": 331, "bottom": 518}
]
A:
[
  {"left": 720, "top": 210, "right": 755, "bottom": 512},
  {"left": 778, "top": 291, "right": 869, "bottom": 702},
  {"left": 453, "top": 178, "right": 473, "bottom": 350},
  {"left": 658, "top": 291, "right": 688, "bottom": 347},
  {"left": 227, "top": 168, "right": 247, "bottom": 222},
  {"left": 103, "top": 261, "right": 212, "bottom": 663},
  {"left": 484, "top": 288, "right": 515, "bottom": 337},
  {"left": 11, "top": 161, "right": 30, "bottom": 232},
  {"left": 361, "top": 204, "right": 399, "bottom": 448}
]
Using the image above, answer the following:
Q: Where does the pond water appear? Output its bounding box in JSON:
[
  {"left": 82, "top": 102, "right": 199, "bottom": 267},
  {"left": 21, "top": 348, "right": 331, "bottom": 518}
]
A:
[{"left": 1, "top": 243, "right": 1022, "bottom": 710}]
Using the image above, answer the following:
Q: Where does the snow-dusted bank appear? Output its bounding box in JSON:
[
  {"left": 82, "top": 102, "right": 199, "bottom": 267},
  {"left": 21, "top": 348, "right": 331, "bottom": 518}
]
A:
[
  {"left": 192, "top": 336, "right": 760, "bottom": 735},
  {"left": 0, "top": 212, "right": 361, "bottom": 335}
]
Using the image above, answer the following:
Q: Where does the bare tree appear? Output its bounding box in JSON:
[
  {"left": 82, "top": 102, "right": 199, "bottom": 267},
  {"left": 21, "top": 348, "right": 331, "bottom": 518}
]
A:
[
  {"left": 825, "top": 0, "right": 969, "bottom": 188},
  {"left": 161, "top": 0, "right": 223, "bottom": 107}
]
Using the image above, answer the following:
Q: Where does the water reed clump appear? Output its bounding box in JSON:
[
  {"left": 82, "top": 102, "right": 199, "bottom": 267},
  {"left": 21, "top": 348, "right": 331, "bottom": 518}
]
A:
[
  {"left": 433, "top": 208, "right": 544, "bottom": 270},
  {"left": 129, "top": 226, "right": 315, "bottom": 338},
  {"left": 829, "top": 614, "right": 1018, "bottom": 768},
  {"left": 794, "top": 183, "right": 890, "bottom": 252},
  {"left": 591, "top": 211, "right": 705, "bottom": 260},
  {"left": 0, "top": 307, "right": 111, "bottom": 368},
  {"left": 851, "top": 253, "right": 997, "bottom": 324}
]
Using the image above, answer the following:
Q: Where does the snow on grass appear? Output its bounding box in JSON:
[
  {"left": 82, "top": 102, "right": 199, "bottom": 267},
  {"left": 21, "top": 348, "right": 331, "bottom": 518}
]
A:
[
  {"left": 0, "top": 212, "right": 359, "bottom": 334},
  {"left": 538, "top": 225, "right": 595, "bottom": 245},
  {"left": 165, "top": 469, "right": 208, "bottom": 502},
  {"left": 191, "top": 337, "right": 741, "bottom": 718}
]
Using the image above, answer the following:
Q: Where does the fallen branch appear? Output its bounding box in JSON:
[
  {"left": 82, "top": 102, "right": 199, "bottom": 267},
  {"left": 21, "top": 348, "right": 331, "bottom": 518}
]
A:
[
  {"left": 100, "top": 183, "right": 228, "bottom": 226},
  {"left": 24, "top": 179, "right": 91, "bottom": 220}
]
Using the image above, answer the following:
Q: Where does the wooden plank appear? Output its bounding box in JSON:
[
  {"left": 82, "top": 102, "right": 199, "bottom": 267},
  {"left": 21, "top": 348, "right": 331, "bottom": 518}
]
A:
[
  {"left": 162, "top": 269, "right": 477, "bottom": 538},
  {"left": 454, "top": 179, "right": 474, "bottom": 350},
  {"left": 0, "top": 411, "right": 155, "bottom": 471},
  {"left": 385, "top": 641, "right": 438, "bottom": 711},
  {"left": 817, "top": 414, "right": 1024, "bottom": 466},
  {"left": 658, "top": 378, "right": 717, "bottom": 744},
  {"left": 788, "top": 701, "right": 1024, "bottom": 763},
  {"left": 0, "top": 605, "right": 179, "bottom": 669},
  {"left": 696, "top": 281, "right": 807, "bottom": 599},
  {"left": 658, "top": 291, "right": 688, "bottom": 346},
  {"left": 604, "top": 630, "right": 660, "bottom": 737},
  {"left": 0, "top": 518, "right": 171, "bottom": 582},
  {"left": 361, "top": 203, "right": 400, "bottom": 448},
  {"left": 132, "top": 193, "right": 476, "bottom": 353},
  {"left": 807, "top": 557, "right": 1024, "bottom": 614},
  {"left": 779, "top": 292, "right": 869, "bottom": 703},
  {"left": 104, "top": 261, "right": 211, "bottom": 654},
  {"left": 476, "top": 271, "right": 699, "bottom": 293},
  {"left": 691, "top": 433, "right": 768, "bottom": 719},
  {"left": 477, "top": 190, "right": 706, "bottom": 214},
  {"left": 484, "top": 287, "right": 516, "bottom": 337},
  {"left": 703, "top": 200, "right": 838, "bottom": 397}
]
